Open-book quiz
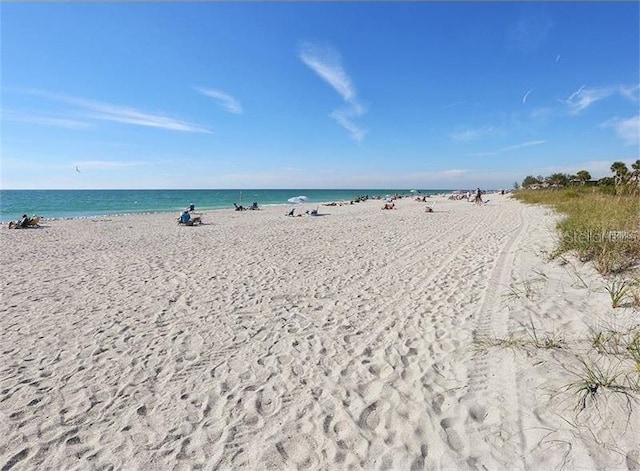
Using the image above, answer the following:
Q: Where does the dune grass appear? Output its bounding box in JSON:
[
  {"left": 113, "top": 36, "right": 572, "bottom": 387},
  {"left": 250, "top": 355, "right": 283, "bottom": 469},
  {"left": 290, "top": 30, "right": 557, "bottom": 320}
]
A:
[
  {"left": 513, "top": 187, "right": 640, "bottom": 274},
  {"left": 470, "top": 188, "right": 640, "bottom": 415}
]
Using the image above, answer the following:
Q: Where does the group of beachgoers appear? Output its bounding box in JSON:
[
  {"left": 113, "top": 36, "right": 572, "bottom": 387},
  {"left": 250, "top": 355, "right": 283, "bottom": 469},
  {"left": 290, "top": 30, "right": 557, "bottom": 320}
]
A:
[
  {"left": 447, "top": 188, "right": 486, "bottom": 205},
  {"left": 10, "top": 191, "right": 494, "bottom": 231},
  {"left": 233, "top": 202, "right": 259, "bottom": 211},
  {"left": 178, "top": 200, "right": 263, "bottom": 226},
  {"left": 285, "top": 207, "right": 319, "bottom": 217},
  {"left": 176, "top": 189, "right": 493, "bottom": 226},
  {"left": 7, "top": 214, "right": 40, "bottom": 229}
]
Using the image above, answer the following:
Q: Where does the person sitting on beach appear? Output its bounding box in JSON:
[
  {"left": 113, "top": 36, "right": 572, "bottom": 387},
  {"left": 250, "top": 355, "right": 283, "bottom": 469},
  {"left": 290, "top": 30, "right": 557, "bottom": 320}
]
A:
[
  {"left": 250, "top": 202, "right": 259, "bottom": 210},
  {"left": 9, "top": 214, "right": 31, "bottom": 229},
  {"left": 179, "top": 210, "right": 192, "bottom": 225},
  {"left": 382, "top": 203, "right": 395, "bottom": 210},
  {"left": 178, "top": 210, "right": 202, "bottom": 226},
  {"left": 286, "top": 208, "right": 295, "bottom": 216},
  {"left": 27, "top": 215, "right": 40, "bottom": 227},
  {"left": 234, "top": 203, "right": 245, "bottom": 211}
]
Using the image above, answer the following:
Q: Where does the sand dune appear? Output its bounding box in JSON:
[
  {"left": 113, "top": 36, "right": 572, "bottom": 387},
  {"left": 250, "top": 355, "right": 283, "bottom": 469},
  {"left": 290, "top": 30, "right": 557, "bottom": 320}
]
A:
[{"left": 1, "top": 195, "right": 638, "bottom": 470}]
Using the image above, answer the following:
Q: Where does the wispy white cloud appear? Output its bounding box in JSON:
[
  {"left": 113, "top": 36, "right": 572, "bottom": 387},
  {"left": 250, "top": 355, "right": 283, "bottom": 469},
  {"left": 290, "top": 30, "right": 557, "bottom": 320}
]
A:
[
  {"left": 563, "top": 84, "right": 638, "bottom": 115},
  {"left": 471, "top": 139, "right": 546, "bottom": 157},
  {"left": 566, "top": 85, "right": 586, "bottom": 102},
  {"left": 82, "top": 101, "right": 211, "bottom": 133},
  {"left": 619, "top": 84, "right": 640, "bottom": 103},
  {"left": 18, "top": 89, "right": 211, "bottom": 133},
  {"left": 502, "top": 140, "right": 546, "bottom": 152},
  {"left": 563, "top": 85, "right": 612, "bottom": 114},
  {"left": 195, "top": 87, "right": 243, "bottom": 114},
  {"left": 530, "top": 106, "right": 555, "bottom": 121},
  {"left": 444, "top": 101, "right": 467, "bottom": 109},
  {"left": 1, "top": 108, "right": 91, "bottom": 129},
  {"left": 299, "top": 42, "right": 356, "bottom": 103},
  {"left": 298, "top": 41, "right": 367, "bottom": 142},
  {"left": 522, "top": 89, "right": 533, "bottom": 104},
  {"left": 450, "top": 126, "right": 495, "bottom": 142},
  {"left": 329, "top": 110, "right": 367, "bottom": 142},
  {"left": 602, "top": 115, "right": 640, "bottom": 145}
]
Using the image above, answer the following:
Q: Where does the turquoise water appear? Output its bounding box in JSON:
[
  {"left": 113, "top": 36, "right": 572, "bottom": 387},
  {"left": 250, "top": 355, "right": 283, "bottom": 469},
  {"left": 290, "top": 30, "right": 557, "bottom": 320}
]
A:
[{"left": 0, "top": 189, "right": 449, "bottom": 221}]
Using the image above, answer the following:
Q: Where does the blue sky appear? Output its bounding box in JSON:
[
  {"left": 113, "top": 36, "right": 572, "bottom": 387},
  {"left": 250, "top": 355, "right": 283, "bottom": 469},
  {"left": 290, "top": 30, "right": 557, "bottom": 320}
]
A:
[{"left": 1, "top": 2, "right": 638, "bottom": 190}]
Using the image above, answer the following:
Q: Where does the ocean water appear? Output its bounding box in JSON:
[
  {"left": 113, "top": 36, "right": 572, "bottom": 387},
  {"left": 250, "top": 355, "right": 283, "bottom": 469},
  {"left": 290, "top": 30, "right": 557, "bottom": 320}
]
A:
[{"left": 0, "top": 189, "right": 449, "bottom": 221}]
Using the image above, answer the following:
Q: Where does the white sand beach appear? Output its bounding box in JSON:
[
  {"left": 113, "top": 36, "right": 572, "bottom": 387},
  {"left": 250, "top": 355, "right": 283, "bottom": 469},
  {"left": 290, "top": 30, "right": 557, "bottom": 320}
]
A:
[{"left": 1, "top": 195, "right": 638, "bottom": 471}]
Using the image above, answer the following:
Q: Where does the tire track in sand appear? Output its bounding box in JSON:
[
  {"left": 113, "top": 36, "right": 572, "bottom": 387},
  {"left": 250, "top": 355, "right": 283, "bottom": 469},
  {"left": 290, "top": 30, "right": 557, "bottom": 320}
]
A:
[{"left": 464, "top": 201, "right": 529, "bottom": 470}]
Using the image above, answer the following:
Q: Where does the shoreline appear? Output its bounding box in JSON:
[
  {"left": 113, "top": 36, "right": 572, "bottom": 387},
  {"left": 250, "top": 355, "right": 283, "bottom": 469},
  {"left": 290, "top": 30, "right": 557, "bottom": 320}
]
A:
[
  {"left": 0, "top": 191, "right": 460, "bottom": 225},
  {"left": 1, "top": 194, "right": 637, "bottom": 470},
  {"left": 0, "top": 188, "right": 460, "bottom": 223},
  {"left": 0, "top": 200, "right": 356, "bottom": 225}
]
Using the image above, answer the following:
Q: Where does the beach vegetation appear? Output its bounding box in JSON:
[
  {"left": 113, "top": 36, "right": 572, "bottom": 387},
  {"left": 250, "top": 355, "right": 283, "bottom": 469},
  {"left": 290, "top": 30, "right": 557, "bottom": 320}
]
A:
[
  {"left": 474, "top": 321, "right": 565, "bottom": 352},
  {"left": 590, "top": 327, "right": 640, "bottom": 361},
  {"left": 568, "top": 358, "right": 639, "bottom": 411},
  {"left": 492, "top": 168, "right": 640, "bottom": 415},
  {"left": 519, "top": 160, "right": 640, "bottom": 195},
  {"left": 604, "top": 278, "right": 633, "bottom": 308},
  {"left": 546, "top": 172, "right": 571, "bottom": 187},
  {"left": 555, "top": 255, "right": 591, "bottom": 289},
  {"left": 502, "top": 271, "right": 548, "bottom": 303},
  {"left": 575, "top": 170, "right": 592, "bottom": 185},
  {"left": 512, "top": 186, "right": 640, "bottom": 275},
  {"left": 521, "top": 175, "right": 542, "bottom": 188}
]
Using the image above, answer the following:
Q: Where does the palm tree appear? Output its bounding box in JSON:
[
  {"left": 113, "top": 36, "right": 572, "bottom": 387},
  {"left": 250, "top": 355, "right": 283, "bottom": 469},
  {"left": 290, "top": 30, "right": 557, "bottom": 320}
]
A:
[
  {"left": 630, "top": 159, "right": 640, "bottom": 193},
  {"left": 610, "top": 161, "right": 629, "bottom": 187},
  {"left": 576, "top": 170, "right": 591, "bottom": 185},
  {"left": 546, "top": 173, "right": 570, "bottom": 187},
  {"left": 522, "top": 175, "right": 540, "bottom": 188},
  {"left": 631, "top": 159, "right": 640, "bottom": 181}
]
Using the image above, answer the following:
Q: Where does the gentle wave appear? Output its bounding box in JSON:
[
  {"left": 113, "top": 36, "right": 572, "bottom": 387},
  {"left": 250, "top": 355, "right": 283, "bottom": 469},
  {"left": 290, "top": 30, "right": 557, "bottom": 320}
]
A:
[{"left": 0, "top": 189, "right": 451, "bottom": 222}]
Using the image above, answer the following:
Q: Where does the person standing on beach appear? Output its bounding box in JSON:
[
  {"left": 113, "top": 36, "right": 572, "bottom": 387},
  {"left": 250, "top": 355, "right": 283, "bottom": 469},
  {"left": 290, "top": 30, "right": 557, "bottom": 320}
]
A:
[{"left": 474, "top": 188, "right": 483, "bottom": 206}]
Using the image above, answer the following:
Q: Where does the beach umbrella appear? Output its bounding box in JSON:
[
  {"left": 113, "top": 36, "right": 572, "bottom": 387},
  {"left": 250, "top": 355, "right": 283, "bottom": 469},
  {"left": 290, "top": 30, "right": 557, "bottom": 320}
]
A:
[{"left": 287, "top": 195, "right": 308, "bottom": 204}]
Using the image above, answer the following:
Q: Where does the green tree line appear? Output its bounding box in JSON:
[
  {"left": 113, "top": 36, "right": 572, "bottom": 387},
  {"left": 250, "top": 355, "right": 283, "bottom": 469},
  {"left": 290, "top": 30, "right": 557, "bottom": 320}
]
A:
[{"left": 517, "top": 159, "right": 640, "bottom": 194}]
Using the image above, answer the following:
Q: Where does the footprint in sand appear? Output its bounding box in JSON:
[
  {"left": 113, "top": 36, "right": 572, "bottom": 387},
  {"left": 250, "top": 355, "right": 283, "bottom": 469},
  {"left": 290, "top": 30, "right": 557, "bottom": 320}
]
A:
[
  {"left": 256, "top": 386, "right": 282, "bottom": 417},
  {"left": 358, "top": 401, "right": 383, "bottom": 430},
  {"left": 440, "top": 417, "right": 466, "bottom": 453},
  {"left": 468, "top": 404, "right": 488, "bottom": 423},
  {"left": 177, "top": 332, "right": 204, "bottom": 361},
  {"left": 626, "top": 450, "right": 640, "bottom": 471},
  {"left": 367, "top": 362, "right": 393, "bottom": 379},
  {"left": 275, "top": 435, "right": 318, "bottom": 468},
  {"left": 1, "top": 448, "right": 30, "bottom": 471}
]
